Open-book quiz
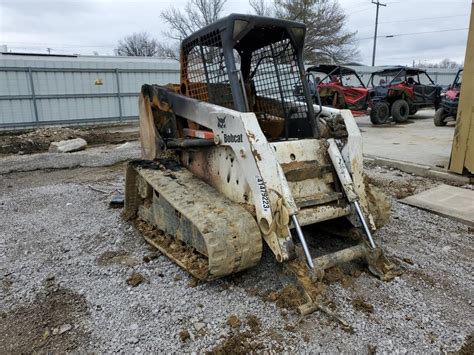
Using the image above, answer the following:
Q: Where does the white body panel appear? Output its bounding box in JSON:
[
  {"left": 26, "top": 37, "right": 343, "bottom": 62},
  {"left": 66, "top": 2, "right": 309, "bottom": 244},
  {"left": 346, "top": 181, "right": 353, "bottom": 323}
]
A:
[{"left": 146, "top": 90, "right": 371, "bottom": 261}]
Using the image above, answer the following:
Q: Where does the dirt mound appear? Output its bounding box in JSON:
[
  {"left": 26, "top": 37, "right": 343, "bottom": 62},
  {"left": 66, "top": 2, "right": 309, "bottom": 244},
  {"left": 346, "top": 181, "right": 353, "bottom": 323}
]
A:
[
  {"left": 458, "top": 333, "right": 474, "bottom": 355},
  {"left": 0, "top": 128, "right": 84, "bottom": 154},
  {"left": 352, "top": 297, "right": 374, "bottom": 313},
  {"left": 0, "top": 279, "right": 90, "bottom": 353},
  {"left": 179, "top": 329, "right": 190, "bottom": 342},
  {"left": 226, "top": 315, "right": 241, "bottom": 329},
  {"left": 364, "top": 172, "right": 424, "bottom": 200},
  {"left": 364, "top": 176, "right": 392, "bottom": 228},
  {"left": 266, "top": 285, "right": 306, "bottom": 310},
  {"left": 246, "top": 315, "right": 261, "bottom": 333},
  {"left": 127, "top": 272, "right": 146, "bottom": 287},
  {"left": 324, "top": 266, "right": 355, "bottom": 288},
  {"left": 0, "top": 126, "right": 138, "bottom": 154},
  {"left": 209, "top": 331, "right": 263, "bottom": 354},
  {"left": 97, "top": 250, "right": 140, "bottom": 267}
]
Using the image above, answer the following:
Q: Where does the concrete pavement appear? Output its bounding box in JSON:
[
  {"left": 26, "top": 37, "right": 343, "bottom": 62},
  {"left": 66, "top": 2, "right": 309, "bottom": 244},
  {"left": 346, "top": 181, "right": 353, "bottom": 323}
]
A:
[
  {"left": 356, "top": 109, "right": 455, "bottom": 169},
  {"left": 401, "top": 184, "right": 474, "bottom": 226},
  {"left": 354, "top": 110, "right": 471, "bottom": 183}
]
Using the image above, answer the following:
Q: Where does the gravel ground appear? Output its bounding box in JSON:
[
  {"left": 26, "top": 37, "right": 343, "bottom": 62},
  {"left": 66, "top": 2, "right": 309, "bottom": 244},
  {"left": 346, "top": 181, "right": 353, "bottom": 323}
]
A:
[{"left": 0, "top": 161, "right": 472, "bottom": 353}]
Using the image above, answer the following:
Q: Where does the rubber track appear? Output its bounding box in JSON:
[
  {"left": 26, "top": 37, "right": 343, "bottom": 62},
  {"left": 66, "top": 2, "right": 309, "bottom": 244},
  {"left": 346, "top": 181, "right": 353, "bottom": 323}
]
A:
[{"left": 127, "top": 162, "right": 262, "bottom": 280}]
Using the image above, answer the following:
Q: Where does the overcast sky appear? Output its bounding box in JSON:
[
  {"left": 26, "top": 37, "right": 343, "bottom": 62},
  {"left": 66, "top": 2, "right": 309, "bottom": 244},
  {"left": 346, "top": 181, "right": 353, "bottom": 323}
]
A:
[{"left": 0, "top": 0, "right": 471, "bottom": 65}]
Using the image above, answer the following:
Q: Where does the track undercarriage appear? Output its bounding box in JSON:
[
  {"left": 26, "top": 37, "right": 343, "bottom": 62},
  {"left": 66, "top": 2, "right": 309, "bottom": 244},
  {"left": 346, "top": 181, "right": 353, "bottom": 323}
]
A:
[{"left": 124, "top": 159, "right": 262, "bottom": 280}]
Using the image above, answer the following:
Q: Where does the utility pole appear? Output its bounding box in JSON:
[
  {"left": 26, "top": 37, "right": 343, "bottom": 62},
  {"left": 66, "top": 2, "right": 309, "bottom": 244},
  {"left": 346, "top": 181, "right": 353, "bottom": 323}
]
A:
[{"left": 371, "top": 0, "right": 386, "bottom": 66}]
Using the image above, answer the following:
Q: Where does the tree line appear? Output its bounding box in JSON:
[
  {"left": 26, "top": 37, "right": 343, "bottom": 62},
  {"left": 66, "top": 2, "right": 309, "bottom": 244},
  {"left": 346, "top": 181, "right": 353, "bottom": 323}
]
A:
[
  {"left": 115, "top": 0, "right": 358, "bottom": 64},
  {"left": 416, "top": 58, "right": 463, "bottom": 69}
]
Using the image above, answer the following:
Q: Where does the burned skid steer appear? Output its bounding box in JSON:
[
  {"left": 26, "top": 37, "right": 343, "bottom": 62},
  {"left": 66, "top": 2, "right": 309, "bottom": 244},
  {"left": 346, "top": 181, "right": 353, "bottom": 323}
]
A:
[{"left": 124, "top": 14, "right": 399, "bottom": 315}]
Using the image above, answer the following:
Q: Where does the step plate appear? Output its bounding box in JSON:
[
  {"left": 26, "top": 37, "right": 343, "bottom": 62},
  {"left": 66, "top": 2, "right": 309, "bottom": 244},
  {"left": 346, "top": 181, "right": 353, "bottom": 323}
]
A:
[{"left": 295, "top": 192, "right": 344, "bottom": 208}]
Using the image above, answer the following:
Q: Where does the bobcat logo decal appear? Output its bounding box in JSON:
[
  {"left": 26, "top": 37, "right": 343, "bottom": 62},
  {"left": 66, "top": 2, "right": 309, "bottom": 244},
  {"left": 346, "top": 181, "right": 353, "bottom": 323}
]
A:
[{"left": 217, "top": 115, "right": 226, "bottom": 129}]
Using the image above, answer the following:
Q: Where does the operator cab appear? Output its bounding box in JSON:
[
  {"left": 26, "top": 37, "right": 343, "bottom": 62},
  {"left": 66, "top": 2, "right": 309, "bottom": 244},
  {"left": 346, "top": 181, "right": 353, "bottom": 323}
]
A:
[{"left": 179, "top": 14, "right": 319, "bottom": 140}]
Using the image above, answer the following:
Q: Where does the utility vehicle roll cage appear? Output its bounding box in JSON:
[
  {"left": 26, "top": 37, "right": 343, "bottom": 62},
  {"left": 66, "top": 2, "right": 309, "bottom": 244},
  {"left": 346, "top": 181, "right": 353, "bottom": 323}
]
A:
[
  {"left": 452, "top": 68, "right": 463, "bottom": 88},
  {"left": 306, "top": 64, "right": 366, "bottom": 88},
  {"left": 368, "top": 66, "right": 435, "bottom": 88}
]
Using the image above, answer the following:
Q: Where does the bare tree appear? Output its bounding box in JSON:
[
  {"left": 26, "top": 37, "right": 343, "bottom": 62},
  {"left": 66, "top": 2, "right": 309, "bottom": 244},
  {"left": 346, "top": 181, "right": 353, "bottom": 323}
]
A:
[
  {"left": 154, "top": 0, "right": 227, "bottom": 58},
  {"left": 250, "top": 0, "right": 359, "bottom": 64},
  {"left": 161, "top": 0, "right": 227, "bottom": 40},
  {"left": 116, "top": 32, "right": 160, "bottom": 57},
  {"left": 417, "top": 58, "right": 463, "bottom": 69},
  {"left": 249, "top": 0, "right": 274, "bottom": 16},
  {"left": 439, "top": 58, "right": 462, "bottom": 69},
  {"left": 156, "top": 42, "right": 180, "bottom": 60}
]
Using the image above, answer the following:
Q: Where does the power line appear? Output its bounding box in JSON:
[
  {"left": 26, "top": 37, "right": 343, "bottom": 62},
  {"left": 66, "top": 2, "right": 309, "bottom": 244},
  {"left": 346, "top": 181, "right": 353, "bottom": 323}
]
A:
[
  {"left": 350, "top": 7, "right": 373, "bottom": 15},
  {"left": 386, "top": 28, "right": 469, "bottom": 38},
  {"left": 347, "top": 0, "right": 398, "bottom": 10},
  {"left": 357, "top": 14, "right": 469, "bottom": 29},
  {"left": 379, "top": 13, "right": 468, "bottom": 24},
  {"left": 359, "top": 27, "right": 469, "bottom": 41},
  {"left": 1, "top": 41, "right": 115, "bottom": 48}
]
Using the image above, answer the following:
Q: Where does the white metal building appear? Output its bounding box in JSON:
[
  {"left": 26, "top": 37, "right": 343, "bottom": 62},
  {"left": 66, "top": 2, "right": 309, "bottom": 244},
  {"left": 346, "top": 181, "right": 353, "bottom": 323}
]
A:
[{"left": 0, "top": 53, "right": 180, "bottom": 130}]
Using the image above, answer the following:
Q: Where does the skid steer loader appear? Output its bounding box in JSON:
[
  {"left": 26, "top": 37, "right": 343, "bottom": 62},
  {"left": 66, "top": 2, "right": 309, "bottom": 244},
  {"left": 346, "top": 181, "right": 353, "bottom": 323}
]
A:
[{"left": 124, "top": 14, "right": 399, "bottom": 314}]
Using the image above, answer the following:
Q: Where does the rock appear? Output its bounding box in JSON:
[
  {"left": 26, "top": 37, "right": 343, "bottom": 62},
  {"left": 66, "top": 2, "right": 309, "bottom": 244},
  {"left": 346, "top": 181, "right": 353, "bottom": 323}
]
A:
[
  {"left": 49, "top": 138, "right": 87, "bottom": 153},
  {"left": 115, "top": 142, "right": 132, "bottom": 150},
  {"left": 58, "top": 323, "right": 72, "bottom": 334},
  {"left": 126, "top": 336, "right": 139, "bottom": 344},
  {"left": 194, "top": 322, "right": 206, "bottom": 331},
  {"left": 179, "top": 329, "right": 190, "bottom": 342},
  {"left": 127, "top": 272, "right": 145, "bottom": 287}
]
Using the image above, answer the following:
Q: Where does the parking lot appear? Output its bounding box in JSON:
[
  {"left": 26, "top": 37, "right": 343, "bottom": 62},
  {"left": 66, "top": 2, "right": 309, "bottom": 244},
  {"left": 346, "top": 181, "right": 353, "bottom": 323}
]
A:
[{"left": 357, "top": 109, "right": 455, "bottom": 169}]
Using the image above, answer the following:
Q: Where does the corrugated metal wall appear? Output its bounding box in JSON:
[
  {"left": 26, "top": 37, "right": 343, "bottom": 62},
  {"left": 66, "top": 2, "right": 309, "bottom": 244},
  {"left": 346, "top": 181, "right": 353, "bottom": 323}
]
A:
[
  {"left": 0, "top": 54, "right": 180, "bottom": 130},
  {"left": 0, "top": 54, "right": 460, "bottom": 130}
]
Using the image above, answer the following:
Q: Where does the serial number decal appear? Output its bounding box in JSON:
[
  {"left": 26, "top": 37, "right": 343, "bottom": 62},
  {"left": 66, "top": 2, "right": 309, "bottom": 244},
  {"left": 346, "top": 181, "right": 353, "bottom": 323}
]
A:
[
  {"left": 256, "top": 177, "right": 270, "bottom": 212},
  {"left": 224, "top": 133, "right": 243, "bottom": 143}
]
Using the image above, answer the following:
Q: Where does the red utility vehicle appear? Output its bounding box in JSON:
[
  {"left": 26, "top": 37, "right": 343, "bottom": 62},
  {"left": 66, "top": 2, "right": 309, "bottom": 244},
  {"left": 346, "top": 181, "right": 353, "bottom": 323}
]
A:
[
  {"left": 434, "top": 68, "right": 463, "bottom": 126},
  {"left": 367, "top": 66, "right": 442, "bottom": 125},
  {"left": 305, "top": 65, "right": 370, "bottom": 116}
]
